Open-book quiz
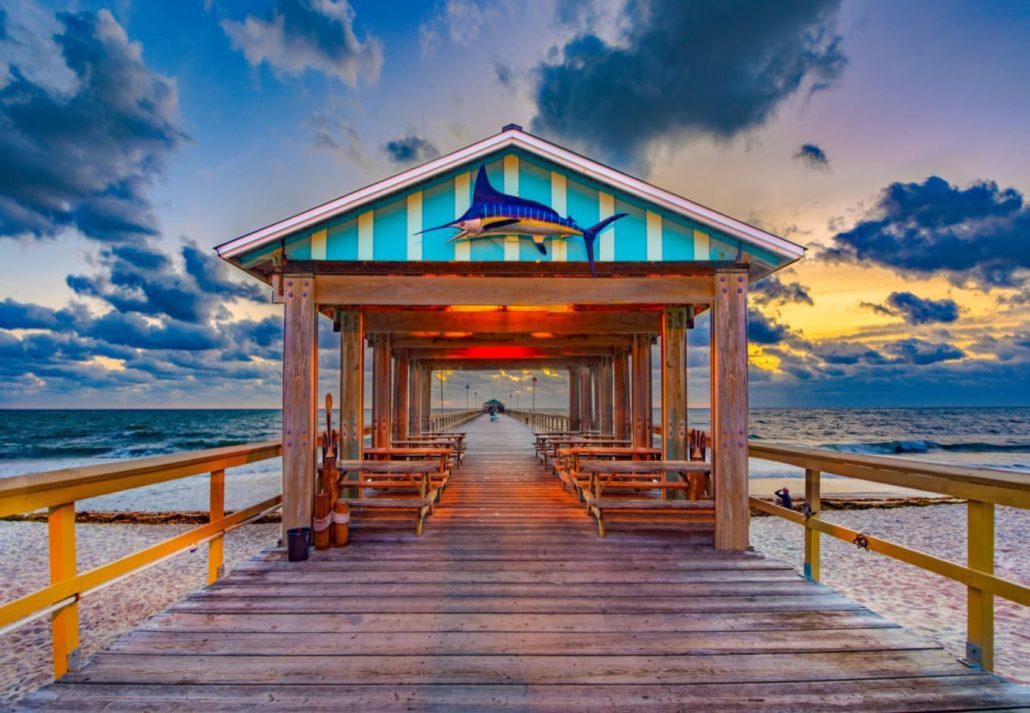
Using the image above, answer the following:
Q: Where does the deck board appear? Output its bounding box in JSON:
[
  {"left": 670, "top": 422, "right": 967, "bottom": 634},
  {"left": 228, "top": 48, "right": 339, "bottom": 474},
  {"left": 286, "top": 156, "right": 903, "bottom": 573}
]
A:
[{"left": 22, "top": 414, "right": 1030, "bottom": 711}]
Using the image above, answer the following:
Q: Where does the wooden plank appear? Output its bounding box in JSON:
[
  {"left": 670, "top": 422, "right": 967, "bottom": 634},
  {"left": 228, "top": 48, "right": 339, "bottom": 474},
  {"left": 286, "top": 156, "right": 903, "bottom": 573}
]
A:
[
  {"left": 579, "top": 364, "right": 593, "bottom": 432},
  {"left": 613, "top": 346, "right": 631, "bottom": 441},
  {"left": 568, "top": 366, "right": 581, "bottom": 432},
  {"left": 47, "top": 502, "right": 78, "bottom": 679},
  {"left": 408, "top": 358, "right": 422, "bottom": 436},
  {"left": 712, "top": 270, "right": 749, "bottom": 550},
  {"left": 288, "top": 260, "right": 736, "bottom": 277},
  {"left": 390, "top": 334, "right": 636, "bottom": 349},
  {"left": 370, "top": 333, "right": 391, "bottom": 448},
  {"left": 314, "top": 274, "right": 716, "bottom": 306},
  {"left": 598, "top": 355, "right": 614, "bottom": 435},
  {"left": 338, "top": 309, "right": 363, "bottom": 460},
  {"left": 363, "top": 309, "right": 663, "bottom": 335},
  {"left": 281, "top": 274, "right": 317, "bottom": 535}
]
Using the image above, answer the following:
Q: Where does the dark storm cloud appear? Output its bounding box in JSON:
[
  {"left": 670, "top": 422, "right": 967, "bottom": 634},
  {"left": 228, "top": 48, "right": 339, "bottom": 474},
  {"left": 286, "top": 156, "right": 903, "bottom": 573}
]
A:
[
  {"left": 531, "top": 0, "right": 846, "bottom": 166},
  {"left": 748, "top": 310, "right": 792, "bottom": 345},
  {"left": 0, "top": 9, "right": 186, "bottom": 242},
  {"left": 883, "top": 338, "right": 964, "bottom": 365},
  {"left": 182, "top": 241, "right": 265, "bottom": 301},
  {"left": 794, "top": 143, "right": 829, "bottom": 168},
  {"left": 751, "top": 274, "right": 814, "bottom": 306},
  {"left": 222, "top": 0, "right": 382, "bottom": 86},
  {"left": 86, "top": 312, "right": 221, "bottom": 351},
  {"left": 825, "top": 176, "right": 1030, "bottom": 288},
  {"left": 809, "top": 340, "right": 889, "bottom": 365},
  {"left": 383, "top": 134, "right": 440, "bottom": 165},
  {"left": 863, "top": 291, "right": 960, "bottom": 325}
]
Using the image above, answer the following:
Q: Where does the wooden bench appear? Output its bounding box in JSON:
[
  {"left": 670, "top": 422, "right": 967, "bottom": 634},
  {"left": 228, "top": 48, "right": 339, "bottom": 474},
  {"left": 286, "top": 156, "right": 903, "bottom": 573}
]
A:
[
  {"left": 554, "top": 446, "right": 661, "bottom": 493},
  {"left": 394, "top": 438, "right": 464, "bottom": 467},
  {"left": 541, "top": 436, "right": 631, "bottom": 470},
  {"left": 578, "top": 459, "right": 714, "bottom": 537},
  {"left": 363, "top": 447, "right": 451, "bottom": 494},
  {"left": 335, "top": 459, "right": 441, "bottom": 536}
]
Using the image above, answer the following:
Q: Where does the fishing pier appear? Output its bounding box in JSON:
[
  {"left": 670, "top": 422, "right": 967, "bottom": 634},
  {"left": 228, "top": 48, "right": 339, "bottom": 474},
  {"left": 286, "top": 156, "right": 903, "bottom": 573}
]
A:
[{"left": 2, "top": 126, "right": 1028, "bottom": 710}]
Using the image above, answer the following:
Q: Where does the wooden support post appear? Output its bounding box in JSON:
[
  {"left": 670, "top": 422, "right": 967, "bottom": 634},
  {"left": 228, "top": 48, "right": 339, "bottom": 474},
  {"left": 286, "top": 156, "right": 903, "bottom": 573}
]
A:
[
  {"left": 598, "top": 356, "right": 614, "bottom": 435},
  {"left": 338, "top": 309, "right": 363, "bottom": 461},
  {"left": 579, "top": 365, "right": 592, "bottom": 432},
  {"left": 393, "top": 350, "right": 409, "bottom": 441},
  {"left": 613, "top": 348, "right": 630, "bottom": 441},
  {"left": 804, "top": 468, "right": 820, "bottom": 581},
  {"left": 422, "top": 366, "right": 432, "bottom": 432},
  {"left": 631, "top": 334, "right": 653, "bottom": 447},
  {"left": 48, "top": 502, "right": 78, "bottom": 678},
  {"left": 371, "top": 334, "right": 392, "bottom": 448},
  {"left": 208, "top": 469, "right": 225, "bottom": 584},
  {"left": 967, "top": 500, "right": 995, "bottom": 670},
  {"left": 568, "top": 367, "right": 581, "bottom": 431},
  {"left": 409, "top": 360, "right": 422, "bottom": 436},
  {"left": 282, "top": 274, "right": 318, "bottom": 540},
  {"left": 662, "top": 306, "right": 688, "bottom": 462},
  {"left": 711, "top": 270, "right": 749, "bottom": 550}
]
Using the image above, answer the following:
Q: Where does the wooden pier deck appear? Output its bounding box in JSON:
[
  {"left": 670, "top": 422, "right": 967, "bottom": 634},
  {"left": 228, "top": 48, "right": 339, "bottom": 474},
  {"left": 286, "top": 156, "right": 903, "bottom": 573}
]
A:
[{"left": 22, "top": 416, "right": 1030, "bottom": 711}]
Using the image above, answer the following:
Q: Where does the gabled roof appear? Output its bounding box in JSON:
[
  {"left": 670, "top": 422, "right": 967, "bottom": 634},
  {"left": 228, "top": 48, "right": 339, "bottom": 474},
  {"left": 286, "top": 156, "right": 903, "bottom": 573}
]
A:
[{"left": 215, "top": 125, "right": 804, "bottom": 263}]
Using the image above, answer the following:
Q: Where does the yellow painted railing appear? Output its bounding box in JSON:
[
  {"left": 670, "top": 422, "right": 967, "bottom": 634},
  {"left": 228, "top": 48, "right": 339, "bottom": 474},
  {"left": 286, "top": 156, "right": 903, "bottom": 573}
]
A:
[
  {"left": 0, "top": 440, "right": 283, "bottom": 679},
  {"left": 746, "top": 441, "right": 1029, "bottom": 673}
]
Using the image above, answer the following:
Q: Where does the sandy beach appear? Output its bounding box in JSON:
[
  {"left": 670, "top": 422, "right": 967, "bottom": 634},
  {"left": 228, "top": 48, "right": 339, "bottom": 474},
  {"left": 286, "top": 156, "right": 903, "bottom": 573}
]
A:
[{"left": 749, "top": 475, "right": 942, "bottom": 500}]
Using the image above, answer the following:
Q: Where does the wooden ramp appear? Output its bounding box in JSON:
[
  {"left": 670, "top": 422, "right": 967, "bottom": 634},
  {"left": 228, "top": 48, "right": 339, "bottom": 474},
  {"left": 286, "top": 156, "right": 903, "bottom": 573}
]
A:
[{"left": 22, "top": 416, "right": 1029, "bottom": 711}]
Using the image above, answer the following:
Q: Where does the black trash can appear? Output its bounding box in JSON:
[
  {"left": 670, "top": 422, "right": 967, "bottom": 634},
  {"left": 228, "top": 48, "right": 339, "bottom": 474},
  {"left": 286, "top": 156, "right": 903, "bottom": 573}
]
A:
[{"left": 287, "top": 526, "right": 312, "bottom": 562}]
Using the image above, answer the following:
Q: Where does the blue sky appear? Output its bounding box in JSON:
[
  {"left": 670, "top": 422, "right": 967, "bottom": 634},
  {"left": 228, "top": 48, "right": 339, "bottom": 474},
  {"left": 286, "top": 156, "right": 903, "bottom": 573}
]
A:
[{"left": 1, "top": 0, "right": 1028, "bottom": 408}]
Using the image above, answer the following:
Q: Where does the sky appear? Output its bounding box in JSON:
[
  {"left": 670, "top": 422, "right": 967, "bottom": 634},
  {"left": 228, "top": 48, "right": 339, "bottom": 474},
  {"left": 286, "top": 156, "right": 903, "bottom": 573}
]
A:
[{"left": 0, "top": 0, "right": 1028, "bottom": 409}]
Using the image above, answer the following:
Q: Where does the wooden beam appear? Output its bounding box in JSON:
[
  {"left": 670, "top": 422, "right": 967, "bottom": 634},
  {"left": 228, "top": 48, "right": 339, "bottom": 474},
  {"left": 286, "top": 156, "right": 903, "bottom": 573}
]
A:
[
  {"left": 403, "top": 347, "right": 616, "bottom": 361},
  {"left": 282, "top": 275, "right": 317, "bottom": 537},
  {"left": 578, "top": 365, "right": 593, "bottom": 432},
  {"left": 338, "top": 309, "right": 363, "bottom": 460},
  {"left": 711, "top": 270, "right": 749, "bottom": 551},
  {"left": 388, "top": 334, "right": 635, "bottom": 349},
  {"left": 631, "top": 334, "right": 653, "bottom": 447},
  {"left": 662, "top": 306, "right": 688, "bottom": 461},
  {"left": 315, "top": 275, "right": 715, "bottom": 306},
  {"left": 287, "top": 259, "right": 738, "bottom": 277},
  {"left": 370, "top": 333, "right": 392, "bottom": 448},
  {"left": 613, "top": 347, "right": 630, "bottom": 441},
  {"left": 598, "top": 356, "right": 614, "bottom": 435},
  {"left": 419, "top": 358, "right": 600, "bottom": 371},
  {"left": 393, "top": 350, "right": 409, "bottom": 442},
  {"left": 362, "top": 310, "right": 661, "bottom": 335},
  {"left": 420, "top": 365, "right": 432, "bottom": 432},
  {"left": 567, "top": 367, "right": 581, "bottom": 431}
]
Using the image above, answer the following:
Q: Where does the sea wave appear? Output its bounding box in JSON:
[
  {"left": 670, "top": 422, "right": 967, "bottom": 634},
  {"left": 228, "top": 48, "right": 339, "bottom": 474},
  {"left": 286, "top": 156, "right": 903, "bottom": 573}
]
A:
[{"left": 823, "top": 440, "right": 1030, "bottom": 455}]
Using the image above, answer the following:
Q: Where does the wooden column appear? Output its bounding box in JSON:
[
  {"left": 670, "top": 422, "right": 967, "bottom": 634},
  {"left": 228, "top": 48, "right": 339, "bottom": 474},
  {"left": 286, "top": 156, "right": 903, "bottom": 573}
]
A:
[
  {"left": 598, "top": 356, "right": 614, "bottom": 435},
  {"left": 409, "top": 360, "right": 422, "bottom": 436},
  {"left": 613, "top": 348, "right": 630, "bottom": 441},
  {"left": 393, "top": 350, "right": 409, "bottom": 441},
  {"left": 282, "top": 274, "right": 318, "bottom": 538},
  {"left": 631, "top": 334, "right": 653, "bottom": 447},
  {"left": 48, "top": 502, "right": 78, "bottom": 678},
  {"left": 579, "top": 365, "right": 593, "bottom": 432},
  {"left": 568, "top": 367, "right": 581, "bottom": 431},
  {"left": 421, "top": 366, "right": 432, "bottom": 432},
  {"left": 662, "top": 306, "right": 688, "bottom": 461},
  {"left": 371, "top": 333, "right": 392, "bottom": 448},
  {"left": 338, "top": 309, "right": 363, "bottom": 460},
  {"left": 711, "top": 270, "right": 749, "bottom": 550}
]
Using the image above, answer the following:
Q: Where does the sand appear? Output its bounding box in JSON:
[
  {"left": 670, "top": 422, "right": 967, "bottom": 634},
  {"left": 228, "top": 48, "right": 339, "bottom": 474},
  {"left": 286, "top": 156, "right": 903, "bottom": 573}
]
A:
[
  {"left": 750, "top": 475, "right": 941, "bottom": 499},
  {"left": 1, "top": 504, "right": 1027, "bottom": 708}
]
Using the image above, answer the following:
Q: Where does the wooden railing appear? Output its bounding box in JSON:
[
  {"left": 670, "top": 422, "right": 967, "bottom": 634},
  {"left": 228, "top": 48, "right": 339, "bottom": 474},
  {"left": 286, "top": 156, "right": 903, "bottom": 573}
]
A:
[
  {"left": 428, "top": 410, "right": 482, "bottom": 432},
  {"left": 0, "top": 441, "right": 283, "bottom": 679},
  {"left": 507, "top": 409, "right": 571, "bottom": 432},
  {"left": 747, "top": 441, "right": 1029, "bottom": 673}
]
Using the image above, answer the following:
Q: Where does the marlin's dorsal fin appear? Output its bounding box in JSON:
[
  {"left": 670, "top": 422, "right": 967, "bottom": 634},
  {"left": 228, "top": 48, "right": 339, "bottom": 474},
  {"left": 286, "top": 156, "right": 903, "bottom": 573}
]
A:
[{"left": 473, "top": 165, "right": 504, "bottom": 204}]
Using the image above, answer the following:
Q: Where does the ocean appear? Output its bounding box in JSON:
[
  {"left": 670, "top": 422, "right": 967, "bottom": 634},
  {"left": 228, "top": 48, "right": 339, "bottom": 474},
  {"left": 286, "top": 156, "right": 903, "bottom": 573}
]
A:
[{"left": 1, "top": 407, "right": 1027, "bottom": 512}]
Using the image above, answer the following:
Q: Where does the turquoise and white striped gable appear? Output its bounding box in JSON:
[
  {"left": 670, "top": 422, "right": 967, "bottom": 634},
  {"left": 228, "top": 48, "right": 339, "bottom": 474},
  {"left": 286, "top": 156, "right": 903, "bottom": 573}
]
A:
[{"left": 218, "top": 128, "right": 803, "bottom": 277}]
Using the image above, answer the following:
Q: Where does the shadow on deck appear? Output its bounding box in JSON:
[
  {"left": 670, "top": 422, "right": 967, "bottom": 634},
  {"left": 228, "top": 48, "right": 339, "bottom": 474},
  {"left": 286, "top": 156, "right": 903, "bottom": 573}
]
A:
[{"left": 22, "top": 416, "right": 1030, "bottom": 711}]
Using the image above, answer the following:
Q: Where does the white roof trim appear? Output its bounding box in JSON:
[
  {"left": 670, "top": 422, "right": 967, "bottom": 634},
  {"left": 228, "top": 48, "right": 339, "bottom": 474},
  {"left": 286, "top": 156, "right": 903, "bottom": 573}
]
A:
[{"left": 216, "top": 128, "right": 805, "bottom": 262}]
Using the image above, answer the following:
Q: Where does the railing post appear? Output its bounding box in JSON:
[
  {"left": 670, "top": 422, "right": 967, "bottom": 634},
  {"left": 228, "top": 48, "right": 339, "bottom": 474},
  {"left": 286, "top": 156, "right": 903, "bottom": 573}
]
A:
[
  {"left": 804, "top": 468, "right": 820, "bottom": 582},
  {"left": 48, "top": 502, "right": 79, "bottom": 678},
  {"left": 208, "top": 469, "right": 225, "bottom": 584},
  {"left": 967, "top": 499, "right": 995, "bottom": 671}
]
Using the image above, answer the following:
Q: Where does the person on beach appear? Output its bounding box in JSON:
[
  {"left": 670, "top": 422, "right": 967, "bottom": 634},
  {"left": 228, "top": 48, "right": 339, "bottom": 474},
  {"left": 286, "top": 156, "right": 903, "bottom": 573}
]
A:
[{"left": 774, "top": 487, "right": 793, "bottom": 509}]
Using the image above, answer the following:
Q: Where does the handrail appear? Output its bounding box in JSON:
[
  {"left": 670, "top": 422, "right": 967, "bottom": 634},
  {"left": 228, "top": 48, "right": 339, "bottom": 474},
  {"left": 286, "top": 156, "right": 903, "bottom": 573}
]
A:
[
  {"left": 507, "top": 409, "right": 571, "bottom": 433},
  {"left": 0, "top": 440, "right": 284, "bottom": 679},
  {"left": 427, "top": 409, "right": 482, "bottom": 432},
  {"left": 745, "top": 439, "right": 1029, "bottom": 674}
]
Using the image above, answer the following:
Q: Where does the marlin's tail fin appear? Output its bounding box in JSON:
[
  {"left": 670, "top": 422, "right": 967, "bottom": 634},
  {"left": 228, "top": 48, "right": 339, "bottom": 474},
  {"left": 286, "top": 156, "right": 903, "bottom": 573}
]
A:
[{"left": 581, "top": 213, "right": 627, "bottom": 276}]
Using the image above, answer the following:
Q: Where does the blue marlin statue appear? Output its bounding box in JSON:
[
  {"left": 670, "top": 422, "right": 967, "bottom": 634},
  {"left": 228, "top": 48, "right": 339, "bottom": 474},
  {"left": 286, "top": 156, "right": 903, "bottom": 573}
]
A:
[{"left": 420, "top": 165, "right": 626, "bottom": 275}]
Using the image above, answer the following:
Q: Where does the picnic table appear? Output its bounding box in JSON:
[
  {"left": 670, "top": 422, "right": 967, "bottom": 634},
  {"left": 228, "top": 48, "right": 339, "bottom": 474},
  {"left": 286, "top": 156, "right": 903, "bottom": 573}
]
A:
[
  {"left": 577, "top": 459, "right": 714, "bottom": 537},
  {"left": 363, "top": 446, "right": 451, "bottom": 493},
  {"left": 539, "top": 435, "right": 631, "bottom": 469},
  {"left": 335, "top": 459, "right": 442, "bottom": 535},
  {"left": 553, "top": 446, "right": 661, "bottom": 493}
]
